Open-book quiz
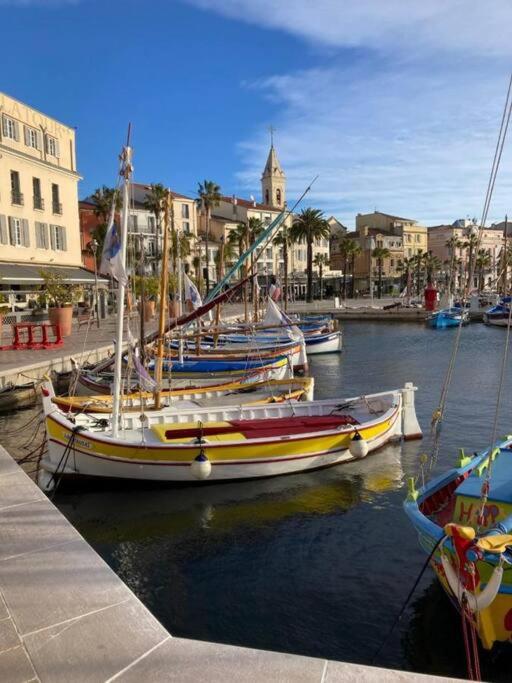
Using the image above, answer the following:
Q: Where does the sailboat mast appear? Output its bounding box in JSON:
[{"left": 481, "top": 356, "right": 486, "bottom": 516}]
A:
[
  {"left": 111, "top": 142, "right": 133, "bottom": 438},
  {"left": 153, "top": 190, "right": 171, "bottom": 410}
]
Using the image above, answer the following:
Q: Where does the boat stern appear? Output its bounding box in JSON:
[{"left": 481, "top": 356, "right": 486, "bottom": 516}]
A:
[{"left": 401, "top": 382, "right": 422, "bottom": 440}]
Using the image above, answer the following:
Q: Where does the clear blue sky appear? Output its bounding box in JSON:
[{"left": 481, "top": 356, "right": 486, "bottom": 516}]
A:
[{"left": 3, "top": 0, "right": 512, "bottom": 227}]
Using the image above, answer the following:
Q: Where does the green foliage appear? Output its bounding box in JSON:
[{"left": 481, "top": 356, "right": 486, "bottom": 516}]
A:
[
  {"left": 39, "top": 270, "right": 82, "bottom": 307},
  {"left": 132, "top": 275, "right": 160, "bottom": 300},
  {"left": 290, "top": 208, "right": 330, "bottom": 302}
]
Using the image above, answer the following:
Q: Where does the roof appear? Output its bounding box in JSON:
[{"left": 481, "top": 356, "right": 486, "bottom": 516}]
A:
[
  {"left": 219, "top": 196, "right": 277, "bottom": 212},
  {"left": 81, "top": 184, "right": 194, "bottom": 210},
  {"left": 0, "top": 263, "right": 108, "bottom": 284},
  {"left": 359, "top": 211, "right": 417, "bottom": 223},
  {"left": 261, "top": 145, "right": 285, "bottom": 178}
]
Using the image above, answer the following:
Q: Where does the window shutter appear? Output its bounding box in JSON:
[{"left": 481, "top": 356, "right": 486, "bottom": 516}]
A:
[
  {"left": 61, "top": 226, "right": 67, "bottom": 251},
  {"left": 43, "top": 223, "right": 49, "bottom": 249},
  {"left": 1, "top": 116, "right": 6, "bottom": 137},
  {"left": 8, "top": 217, "right": 15, "bottom": 245},
  {"left": 23, "top": 126, "right": 30, "bottom": 146},
  {"left": 0, "top": 215, "right": 7, "bottom": 245},
  {"left": 14, "top": 121, "right": 19, "bottom": 141},
  {"left": 36, "top": 131, "right": 42, "bottom": 150},
  {"left": 44, "top": 134, "right": 49, "bottom": 153},
  {"left": 35, "top": 222, "right": 42, "bottom": 248},
  {"left": 55, "top": 139, "right": 60, "bottom": 158},
  {"left": 50, "top": 225, "right": 56, "bottom": 250},
  {"left": 22, "top": 219, "right": 30, "bottom": 247}
]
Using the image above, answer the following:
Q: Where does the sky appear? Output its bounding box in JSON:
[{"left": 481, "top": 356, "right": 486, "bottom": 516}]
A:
[{"left": 2, "top": 0, "right": 512, "bottom": 227}]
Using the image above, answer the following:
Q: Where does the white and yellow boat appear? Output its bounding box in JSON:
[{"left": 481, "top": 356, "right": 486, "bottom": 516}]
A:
[
  {"left": 38, "top": 380, "right": 421, "bottom": 489},
  {"left": 52, "top": 377, "right": 314, "bottom": 413}
]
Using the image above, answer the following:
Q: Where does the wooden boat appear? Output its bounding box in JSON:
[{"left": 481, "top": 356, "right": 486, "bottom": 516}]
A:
[
  {"left": 199, "top": 330, "right": 341, "bottom": 355},
  {"left": 0, "top": 382, "right": 37, "bottom": 413},
  {"left": 405, "top": 439, "right": 512, "bottom": 650},
  {"left": 73, "top": 355, "right": 292, "bottom": 396},
  {"left": 426, "top": 307, "right": 470, "bottom": 329},
  {"left": 38, "top": 380, "right": 421, "bottom": 489},
  {"left": 483, "top": 297, "right": 512, "bottom": 326},
  {"left": 52, "top": 376, "right": 314, "bottom": 413}
]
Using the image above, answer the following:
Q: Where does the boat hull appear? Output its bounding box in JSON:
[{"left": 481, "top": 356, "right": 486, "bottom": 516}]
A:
[{"left": 305, "top": 331, "right": 342, "bottom": 354}]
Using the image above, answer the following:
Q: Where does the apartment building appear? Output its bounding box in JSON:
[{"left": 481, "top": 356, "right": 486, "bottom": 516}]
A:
[{"left": 0, "top": 92, "right": 97, "bottom": 294}]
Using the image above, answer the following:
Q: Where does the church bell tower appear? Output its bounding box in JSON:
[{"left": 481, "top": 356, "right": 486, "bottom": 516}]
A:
[{"left": 261, "top": 128, "right": 286, "bottom": 208}]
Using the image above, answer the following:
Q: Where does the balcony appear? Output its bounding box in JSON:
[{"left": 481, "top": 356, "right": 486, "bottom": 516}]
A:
[
  {"left": 11, "top": 191, "right": 24, "bottom": 206},
  {"left": 52, "top": 202, "right": 63, "bottom": 215},
  {"left": 33, "top": 196, "right": 44, "bottom": 210}
]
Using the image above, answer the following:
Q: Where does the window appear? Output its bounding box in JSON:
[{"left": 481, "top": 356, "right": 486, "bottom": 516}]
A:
[
  {"left": 266, "top": 248, "right": 272, "bottom": 260},
  {"left": 35, "top": 222, "right": 49, "bottom": 249},
  {"left": 147, "top": 216, "right": 155, "bottom": 232},
  {"left": 390, "top": 258, "right": 394, "bottom": 267},
  {"left": 24, "top": 126, "right": 40, "bottom": 149},
  {"left": 183, "top": 221, "right": 190, "bottom": 234},
  {"left": 45, "top": 135, "right": 59, "bottom": 157},
  {"left": 415, "top": 234, "right": 420, "bottom": 243},
  {"left": 181, "top": 204, "right": 189, "bottom": 219},
  {"left": 147, "top": 240, "right": 156, "bottom": 256},
  {"left": 33, "top": 178, "right": 43, "bottom": 210},
  {"left": 2, "top": 116, "right": 18, "bottom": 141},
  {"left": 51, "top": 184, "right": 62, "bottom": 214},
  {"left": 129, "top": 214, "right": 138, "bottom": 232},
  {"left": 276, "top": 189, "right": 282, "bottom": 205},
  {"left": 10, "top": 171, "right": 23, "bottom": 205},
  {"left": 265, "top": 189, "right": 269, "bottom": 205},
  {"left": 10, "top": 218, "right": 22, "bottom": 246},
  {"left": 406, "top": 234, "right": 412, "bottom": 243},
  {"left": 50, "top": 225, "right": 67, "bottom": 251},
  {"left": 407, "top": 248, "right": 412, "bottom": 257}
]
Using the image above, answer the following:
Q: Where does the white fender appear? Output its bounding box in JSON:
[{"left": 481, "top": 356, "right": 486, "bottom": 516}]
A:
[
  {"left": 441, "top": 553, "right": 503, "bottom": 612},
  {"left": 190, "top": 452, "right": 212, "bottom": 480},
  {"left": 349, "top": 433, "right": 369, "bottom": 458}
]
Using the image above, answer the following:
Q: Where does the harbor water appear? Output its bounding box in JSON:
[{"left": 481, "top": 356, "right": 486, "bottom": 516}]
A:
[{"left": 3, "top": 321, "right": 512, "bottom": 680}]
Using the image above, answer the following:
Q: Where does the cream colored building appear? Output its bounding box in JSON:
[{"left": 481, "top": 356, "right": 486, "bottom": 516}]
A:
[
  {"left": 356, "top": 211, "right": 428, "bottom": 259},
  {"left": 0, "top": 93, "right": 89, "bottom": 295}
]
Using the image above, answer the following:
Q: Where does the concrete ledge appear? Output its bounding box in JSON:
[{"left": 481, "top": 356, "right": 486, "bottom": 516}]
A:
[{"left": 0, "top": 447, "right": 457, "bottom": 681}]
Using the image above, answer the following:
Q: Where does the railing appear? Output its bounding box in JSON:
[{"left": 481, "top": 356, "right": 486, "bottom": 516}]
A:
[
  {"left": 11, "top": 191, "right": 24, "bottom": 206},
  {"left": 33, "top": 196, "right": 44, "bottom": 210},
  {"left": 52, "top": 201, "right": 63, "bottom": 215}
]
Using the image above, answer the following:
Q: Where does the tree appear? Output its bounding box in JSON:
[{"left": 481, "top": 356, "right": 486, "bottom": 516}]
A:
[
  {"left": 372, "top": 247, "right": 390, "bottom": 299},
  {"left": 143, "top": 183, "right": 168, "bottom": 263},
  {"left": 397, "top": 256, "right": 415, "bottom": 296},
  {"left": 90, "top": 186, "right": 121, "bottom": 263},
  {"left": 348, "top": 241, "right": 362, "bottom": 297},
  {"left": 413, "top": 249, "right": 424, "bottom": 295},
  {"left": 475, "top": 248, "right": 492, "bottom": 291},
  {"left": 197, "top": 180, "right": 221, "bottom": 294},
  {"left": 313, "top": 253, "right": 329, "bottom": 300},
  {"left": 290, "top": 208, "right": 330, "bottom": 302},
  {"left": 463, "top": 231, "right": 479, "bottom": 291},
  {"left": 445, "top": 236, "right": 463, "bottom": 295},
  {"left": 273, "top": 227, "right": 293, "bottom": 310},
  {"left": 422, "top": 251, "right": 442, "bottom": 285}
]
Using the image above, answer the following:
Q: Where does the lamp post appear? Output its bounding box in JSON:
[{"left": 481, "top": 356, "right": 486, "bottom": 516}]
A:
[{"left": 89, "top": 239, "right": 100, "bottom": 328}]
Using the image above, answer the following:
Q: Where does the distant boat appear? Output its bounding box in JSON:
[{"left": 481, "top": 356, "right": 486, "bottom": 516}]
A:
[
  {"left": 426, "top": 307, "right": 469, "bottom": 329},
  {"left": 483, "top": 296, "right": 512, "bottom": 327}
]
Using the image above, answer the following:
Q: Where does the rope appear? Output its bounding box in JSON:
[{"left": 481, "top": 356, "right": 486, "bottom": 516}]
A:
[{"left": 371, "top": 536, "right": 443, "bottom": 665}]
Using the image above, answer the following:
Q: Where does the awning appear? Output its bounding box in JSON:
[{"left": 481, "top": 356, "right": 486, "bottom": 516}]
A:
[{"left": 0, "top": 263, "right": 109, "bottom": 285}]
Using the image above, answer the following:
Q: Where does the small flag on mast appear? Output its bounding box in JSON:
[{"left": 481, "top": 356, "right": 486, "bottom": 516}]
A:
[
  {"left": 183, "top": 273, "right": 203, "bottom": 310},
  {"left": 99, "top": 200, "right": 127, "bottom": 286}
]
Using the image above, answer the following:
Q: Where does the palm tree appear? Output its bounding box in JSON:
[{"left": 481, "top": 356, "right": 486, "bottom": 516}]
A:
[
  {"left": 192, "top": 254, "right": 203, "bottom": 293},
  {"left": 445, "top": 236, "right": 463, "bottom": 295},
  {"left": 197, "top": 180, "right": 221, "bottom": 294},
  {"left": 372, "top": 247, "right": 390, "bottom": 299},
  {"left": 396, "top": 256, "right": 415, "bottom": 296},
  {"left": 290, "top": 208, "right": 330, "bottom": 302},
  {"left": 143, "top": 183, "right": 168, "bottom": 263},
  {"left": 337, "top": 238, "right": 350, "bottom": 298},
  {"left": 313, "top": 253, "right": 329, "bottom": 300},
  {"left": 463, "top": 231, "right": 479, "bottom": 291},
  {"left": 273, "top": 227, "right": 293, "bottom": 310},
  {"left": 90, "top": 186, "right": 121, "bottom": 263},
  {"left": 413, "top": 249, "right": 424, "bottom": 295},
  {"left": 422, "top": 251, "right": 441, "bottom": 286},
  {"left": 475, "top": 248, "right": 492, "bottom": 291},
  {"left": 348, "top": 241, "right": 362, "bottom": 297}
]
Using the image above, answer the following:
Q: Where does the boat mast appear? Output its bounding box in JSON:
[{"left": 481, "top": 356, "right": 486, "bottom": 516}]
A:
[
  {"left": 112, "top": 133, "right": 133, "bottom": 438},
  {"left": 153, "top": 190, "right": 171, "bottom": 410},
  {"left": 214, "top": 236, "right": 225, "bottom": 346},
  {"left": 176, "top": 223, "right": 184, "bottom": 364}
]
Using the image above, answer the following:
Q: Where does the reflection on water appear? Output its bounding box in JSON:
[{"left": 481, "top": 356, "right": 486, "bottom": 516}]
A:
[{"left": 2, "top": 321, "right": 512, "bottom": 676}]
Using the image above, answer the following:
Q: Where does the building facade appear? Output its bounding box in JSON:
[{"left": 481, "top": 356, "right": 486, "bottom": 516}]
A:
[{"left": 0, "top": 92, "right": 95, "bottom": 296}]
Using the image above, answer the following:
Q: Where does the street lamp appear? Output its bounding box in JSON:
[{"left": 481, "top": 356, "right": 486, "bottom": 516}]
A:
[{"left": 88, "top": 239, "right": 100, "bottom": 328}]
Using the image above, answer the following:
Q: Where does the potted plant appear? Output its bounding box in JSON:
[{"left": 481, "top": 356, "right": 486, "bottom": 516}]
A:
[
  {"left": 168, "top": 273, "right": 180, "bottom": 319},
  {"left": 133, "top": 275, "right": 160, "bottom": 322},
  {"left": 40, "top": 270, "right": 82, "bottom": 337}
]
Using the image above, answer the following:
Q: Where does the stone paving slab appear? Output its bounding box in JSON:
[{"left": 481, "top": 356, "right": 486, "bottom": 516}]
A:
[{"left": 0, "top": 446, "right": 458, "bottom": 682}]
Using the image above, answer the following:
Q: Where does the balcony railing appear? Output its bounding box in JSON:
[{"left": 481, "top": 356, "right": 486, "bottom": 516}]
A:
[
  {"left": 52, "top": 202, "right": 63, "bottom": 215},
  {"left": 33, "top": 196, "right": 44, "bottom": 210},
  {"left": 11, "top": 191, "right": 24, "bottom": 206}
]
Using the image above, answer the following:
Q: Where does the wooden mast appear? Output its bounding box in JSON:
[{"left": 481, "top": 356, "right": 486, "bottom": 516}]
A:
[
  {"left": 214, "top": 236, "right": 225, "bottom": 347},
  {"left": 153, "top": 190, "right": 171, "bottom": 410}
]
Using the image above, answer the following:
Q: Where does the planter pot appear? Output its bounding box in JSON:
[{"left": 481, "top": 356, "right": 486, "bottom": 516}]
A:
[
  {"left": 49, "top": 306, "right": 73, "bottom": 337},
  {"left": 168, "top": 300, "right": 180, "bottom": 319},
  {"left": 143, "top": 301, "right": 155, "bottom": 322}
]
